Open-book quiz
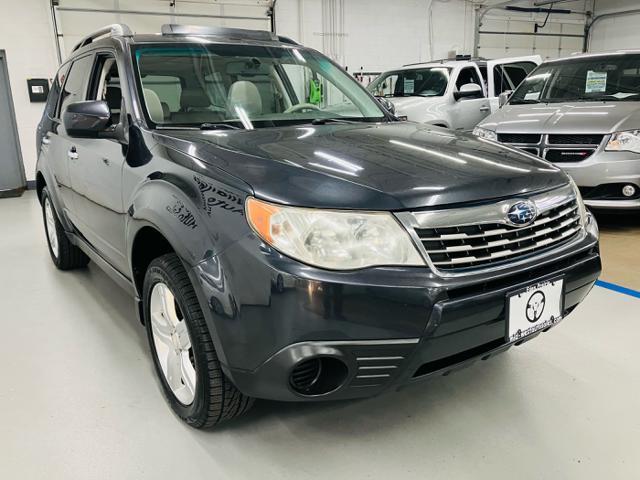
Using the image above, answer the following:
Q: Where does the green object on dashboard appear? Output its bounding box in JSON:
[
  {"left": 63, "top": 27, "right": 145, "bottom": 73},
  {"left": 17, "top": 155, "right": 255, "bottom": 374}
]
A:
[{"left": 308, "top": 79, "right": 322, "bottom": 104}]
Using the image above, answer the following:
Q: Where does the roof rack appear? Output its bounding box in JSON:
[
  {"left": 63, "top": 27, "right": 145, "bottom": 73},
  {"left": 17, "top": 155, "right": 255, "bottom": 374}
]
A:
[
  {"left": 160, "top": 24, "right": 299, "bottom": 45},
  {"left": 72, "top": 24, "right": 133, "bottom": 52},
  {"left": 402, "top": 56, "right": 486, "bottom": 67}
]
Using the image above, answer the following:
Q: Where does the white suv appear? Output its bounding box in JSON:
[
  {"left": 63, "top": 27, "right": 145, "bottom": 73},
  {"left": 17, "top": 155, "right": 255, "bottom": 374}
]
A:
[{"left": 367, "top": 56, "right": 541, "bottom": 130}]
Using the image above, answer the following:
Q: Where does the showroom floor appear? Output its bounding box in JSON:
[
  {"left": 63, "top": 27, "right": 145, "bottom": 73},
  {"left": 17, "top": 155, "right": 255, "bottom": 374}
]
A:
[{"left": 1, "top": 192, "right": 639, "bottom": 479}]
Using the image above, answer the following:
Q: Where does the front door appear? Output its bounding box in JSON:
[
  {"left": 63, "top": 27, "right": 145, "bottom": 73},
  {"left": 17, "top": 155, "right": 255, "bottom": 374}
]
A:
[
  {"left": 487, "top": 55, "right": 541, "bottom": 112},
  {"left": 450, "top": 66, "right": 490, "bottom": 130},
  {"left": 68, "top": 52, "right": 129, "bottom": 275},
  {"left": 49, "top": 55, "right": 94, "bottom": 217},
  {"left": 0, "top": 51, "right": 26, "bottom": 196}
]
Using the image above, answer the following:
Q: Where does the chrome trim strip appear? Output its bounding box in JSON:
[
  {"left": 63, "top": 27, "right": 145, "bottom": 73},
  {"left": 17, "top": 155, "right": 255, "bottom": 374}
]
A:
[
  {"left": 425, "top": 217, "right": 579, "bottom": 254},
  {"left": 431, "top": 225, "right": 581, "bottom": 266}
]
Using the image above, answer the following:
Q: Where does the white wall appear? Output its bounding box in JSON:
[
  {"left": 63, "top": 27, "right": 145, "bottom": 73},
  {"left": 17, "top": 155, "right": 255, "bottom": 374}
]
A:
[
  {"left": 589, "top": 0, "right": 640, "bottom": 52},
  {"left": 477, "top": 1, "right": 589, "bottom": 60},
  {"left": 275, "top": 0, "right": 475, "bottom": 81},
  {"left": 55, "top": 0, "right": 272, "bottom": 58},
  {"left": 0, "top": 0, "right": 59, "bottom": 182}
]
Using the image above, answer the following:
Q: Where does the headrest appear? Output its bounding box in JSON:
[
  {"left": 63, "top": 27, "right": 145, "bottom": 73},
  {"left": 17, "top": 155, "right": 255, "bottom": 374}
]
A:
[
  {"left": 180, "top": 88, "right": 211, "bottom": 109},
  {"left": 105, "top": 86, "right": 121, "bottom": 110},
  {"left": 226, "top": 81, "right": 262, "bottom": 117},
  {"left": 143, "top": 88, "right": 164, "bottom": 123}
]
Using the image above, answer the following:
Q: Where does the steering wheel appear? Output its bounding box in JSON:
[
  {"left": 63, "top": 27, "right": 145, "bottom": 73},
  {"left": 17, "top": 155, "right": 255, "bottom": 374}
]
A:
[{"left": 284, "top": 103, "right": 322, "bottom": 114}]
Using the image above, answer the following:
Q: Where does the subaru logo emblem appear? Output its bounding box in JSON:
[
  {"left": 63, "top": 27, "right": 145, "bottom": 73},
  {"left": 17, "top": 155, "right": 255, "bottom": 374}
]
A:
[{"left": 507, "top": 200, "right": 537, "bottom": 226}]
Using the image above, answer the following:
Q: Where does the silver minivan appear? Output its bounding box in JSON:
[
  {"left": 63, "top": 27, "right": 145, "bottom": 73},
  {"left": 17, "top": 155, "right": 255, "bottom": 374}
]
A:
[{"left": 475, "top": 51, "right": 640, "bottom": 210}]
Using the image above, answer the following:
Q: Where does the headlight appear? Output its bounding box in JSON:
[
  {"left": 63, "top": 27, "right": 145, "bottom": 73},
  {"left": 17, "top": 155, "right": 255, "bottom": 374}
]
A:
[
  {"left": 472, "top": 126, "right": 498, "bottom": 141},
  {"left": 245, "top": 197, "right": 425, "bottom": 270},
  {"left": 568, "top": 177, "right": 587, "bottom": 227},
  {"left": 605, "top": 130, "right": 640, "bottom": 153}
]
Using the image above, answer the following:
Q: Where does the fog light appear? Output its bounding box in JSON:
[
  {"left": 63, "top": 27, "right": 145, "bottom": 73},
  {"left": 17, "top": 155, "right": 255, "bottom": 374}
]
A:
[{"left": 622, "top": 185, "right": 637, "bottom": 197}]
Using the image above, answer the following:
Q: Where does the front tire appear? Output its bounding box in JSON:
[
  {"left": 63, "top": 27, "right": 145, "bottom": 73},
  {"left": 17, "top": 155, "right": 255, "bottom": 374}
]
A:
[
  {"left": 41, "top": 187, "right": 89, "bottom": 270},
  {"left": 143, "top": 253, "right": 253, "bottom": 428}
]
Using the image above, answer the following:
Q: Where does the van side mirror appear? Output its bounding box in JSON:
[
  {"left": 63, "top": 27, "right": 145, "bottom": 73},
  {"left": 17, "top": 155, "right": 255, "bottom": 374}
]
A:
[
  {"left": 498, "top": 90, "right": 513, "bottom": 108},
  {"left": 63, "top": 100, "right": 114, "bottom": 138},
  {"left": 454, "top": 83, "right": 483, "bottom": 100}
]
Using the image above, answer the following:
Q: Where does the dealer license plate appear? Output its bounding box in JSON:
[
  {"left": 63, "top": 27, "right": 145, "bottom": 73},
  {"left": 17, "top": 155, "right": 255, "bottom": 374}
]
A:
[{"left": 506, "top": 278, "right": 564, "bottom": 342}]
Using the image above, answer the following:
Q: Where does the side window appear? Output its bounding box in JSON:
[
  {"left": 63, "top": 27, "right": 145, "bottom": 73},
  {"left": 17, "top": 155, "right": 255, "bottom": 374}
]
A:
[
  {"left": 371, "top": 74, "right": 399, "bottom": 97},
  {"left": 279, "top": 64, "right": 358, "bottom": 115},
  {"left": 89, "top": 54, "right": 123, "bottom": 123},
  {"left": 493, "top": 61, "right": 537, "bottom": 96},
  {"left": 45, "top": 63, "right": 70, "bottom": 120},
  {"left": 456, "top": 67, "right": 483, "bottom": 95},
  {"left": 57, "top": 55, "right": 94, "bottom": 118}
]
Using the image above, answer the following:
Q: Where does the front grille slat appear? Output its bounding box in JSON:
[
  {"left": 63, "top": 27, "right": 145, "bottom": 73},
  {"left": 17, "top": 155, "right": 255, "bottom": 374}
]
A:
[
  {"left": 418, "top": 205, "right": 577, "bottom": 241},
  {"left": 415, "top": 199, "right": 582, "bottom": 271},
  {"left": 498, "top": 133, "right": 541, "bottom": 144},
  {"left": 431, "top": 226, "right": 580, "bottom": 267},
  {"left": 497, "top": 132, "right": 605, "bottom": 164},
  {"left": 547, "top": 134, "right": 604, "bottom": 145}
]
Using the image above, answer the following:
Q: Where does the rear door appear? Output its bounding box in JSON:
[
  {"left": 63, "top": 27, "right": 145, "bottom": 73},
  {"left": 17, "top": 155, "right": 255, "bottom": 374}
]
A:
[{"left": 487, "top": 56, "right": 541, "bottom": 111}]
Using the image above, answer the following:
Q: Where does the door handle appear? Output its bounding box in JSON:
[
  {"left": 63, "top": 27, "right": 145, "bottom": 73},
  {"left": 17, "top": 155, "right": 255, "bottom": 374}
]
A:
[
  {"left": 480, "top": 106, "right": 490, "bottom": 112},
  {"left": 42, "top": 137, "right": 50, "bottom": 145},
  {"left": 68, "top": 147, "right": 79, "bottom": 160}
]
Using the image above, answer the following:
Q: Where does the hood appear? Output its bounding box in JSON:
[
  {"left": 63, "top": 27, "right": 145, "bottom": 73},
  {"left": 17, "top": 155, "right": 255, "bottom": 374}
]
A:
[
  {"left": 154, "top": 122, "right": 567, "bottom": 210},
  {"left": 478, "top": 101, "right": 640, "bottom": 134},
  {"left": 387, "top": 96, "right": 448, "bottom": 123}
]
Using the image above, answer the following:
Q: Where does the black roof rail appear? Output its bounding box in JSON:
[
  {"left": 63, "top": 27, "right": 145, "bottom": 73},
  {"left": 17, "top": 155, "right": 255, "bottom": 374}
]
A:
[
  {"left": 72, "top": 24, "right": 133, "bottom": 52},
  {"left": 161, "top": 24, "right": 297, "bottom": 44}
]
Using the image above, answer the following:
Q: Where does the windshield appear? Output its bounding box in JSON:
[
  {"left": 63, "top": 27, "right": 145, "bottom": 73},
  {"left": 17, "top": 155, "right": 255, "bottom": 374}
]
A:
[
  {"left": 366, "top": 67, "right": 450, "bottom": 98},
  {"left": 509, "top": 54, "right": 640, "bottom": 104},
  {"left": 132, "top": 43, "right": 386, "bottom": 129}
]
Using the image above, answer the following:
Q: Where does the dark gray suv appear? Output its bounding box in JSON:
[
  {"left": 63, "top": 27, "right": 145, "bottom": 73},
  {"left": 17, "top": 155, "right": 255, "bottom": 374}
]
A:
[{"left": 36, "top": 24, "right": 601, "bottom": 428}]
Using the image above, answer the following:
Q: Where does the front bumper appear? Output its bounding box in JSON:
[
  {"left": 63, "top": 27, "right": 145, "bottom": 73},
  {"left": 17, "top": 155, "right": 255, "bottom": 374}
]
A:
[
  {"left": 556, "top": 150, "right": 640, "bottom": 209},
  {"left": 189, "top": 216, "right": 601, "bottom": 402}
]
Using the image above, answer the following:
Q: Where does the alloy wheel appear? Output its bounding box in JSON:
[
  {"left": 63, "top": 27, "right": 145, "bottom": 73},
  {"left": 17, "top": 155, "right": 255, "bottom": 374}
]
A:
[{"left": 149, "top": 282, "right": 197, "bottom": 405}]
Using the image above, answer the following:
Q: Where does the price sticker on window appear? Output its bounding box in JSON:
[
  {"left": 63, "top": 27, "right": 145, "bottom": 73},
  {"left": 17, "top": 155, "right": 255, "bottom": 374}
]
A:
[{"left": 585, "top": 70, "right": 607, "bottom": 93}]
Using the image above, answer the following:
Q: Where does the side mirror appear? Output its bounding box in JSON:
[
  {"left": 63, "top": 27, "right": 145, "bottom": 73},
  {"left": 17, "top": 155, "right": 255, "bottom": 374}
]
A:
[
  {"left": 63, "top": 100, "right": 113, "bottom": 138},
  {"left": 454, "top": 83, "right": 483, "bottom": 100},
  {"left": 376, "top": 96, "right": 396, "bottom": 115},
  {"left": 498, "top": 90, "right": 513, "bottom": 108}
]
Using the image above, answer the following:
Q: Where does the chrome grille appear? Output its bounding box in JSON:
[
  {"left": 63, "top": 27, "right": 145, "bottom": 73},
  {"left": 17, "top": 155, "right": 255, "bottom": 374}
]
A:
[
  {"left": 498, "top": 132, "right": 605, "bottom": 163},
  {"left": 396, "top": 184, "right": 583, "bottom": 274}
]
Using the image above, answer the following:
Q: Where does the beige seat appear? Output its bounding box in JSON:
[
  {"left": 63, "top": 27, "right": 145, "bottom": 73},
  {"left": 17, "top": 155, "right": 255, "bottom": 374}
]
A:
[
  {"left": 143, "top": 88, "right": 164, "bottom": 123},
  {"left": 226, "top": 81, "right": 263, "bottom": 118}
]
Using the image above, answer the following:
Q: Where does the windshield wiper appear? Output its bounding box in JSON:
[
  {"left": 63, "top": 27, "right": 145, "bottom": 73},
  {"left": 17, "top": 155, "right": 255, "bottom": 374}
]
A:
[
  {"left": 310, "top": 118, "right": 361, "bottom": 125},
  {"left": 199, "top": 122, "right": 242, "bottom": 130},
  {"left": 509, "top": 99, "right": 540, "bottom": 105}
]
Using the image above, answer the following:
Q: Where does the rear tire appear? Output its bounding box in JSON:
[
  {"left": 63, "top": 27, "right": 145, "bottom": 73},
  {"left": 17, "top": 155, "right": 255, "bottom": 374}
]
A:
[
  {"left": 143, "top": 253, "right": 253, "bottom": 428},
  {"left": 41, "top": 187, "right": 89, "bottom": 270}
]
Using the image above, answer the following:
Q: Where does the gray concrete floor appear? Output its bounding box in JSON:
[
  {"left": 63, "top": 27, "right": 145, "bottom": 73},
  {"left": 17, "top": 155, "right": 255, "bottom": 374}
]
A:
[{"left": 1, "top": 191, "right": 639, "bottom": 480}]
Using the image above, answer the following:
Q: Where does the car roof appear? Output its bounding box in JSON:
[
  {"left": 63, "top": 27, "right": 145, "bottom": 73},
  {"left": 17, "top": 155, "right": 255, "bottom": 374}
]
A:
[
  {"left": 69, "top": 23, "right": 301, "bottom": 58},
  {"left": 545, "top": 49, "right": 640, "bottom": 63},
  {"left": 395, "top": 60, "right": 476, "bottom": 71}
]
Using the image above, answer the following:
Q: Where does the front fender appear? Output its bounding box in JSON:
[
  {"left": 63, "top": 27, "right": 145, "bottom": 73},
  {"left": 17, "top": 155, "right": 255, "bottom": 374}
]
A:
[{"left": 126, "top": 174, "right": 251, "bottom": 271}]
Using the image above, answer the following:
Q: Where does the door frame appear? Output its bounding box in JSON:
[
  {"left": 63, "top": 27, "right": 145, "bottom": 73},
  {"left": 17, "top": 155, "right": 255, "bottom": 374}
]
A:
[{"left": 0, "top": 50, "right": 27, "bottom": 197}]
